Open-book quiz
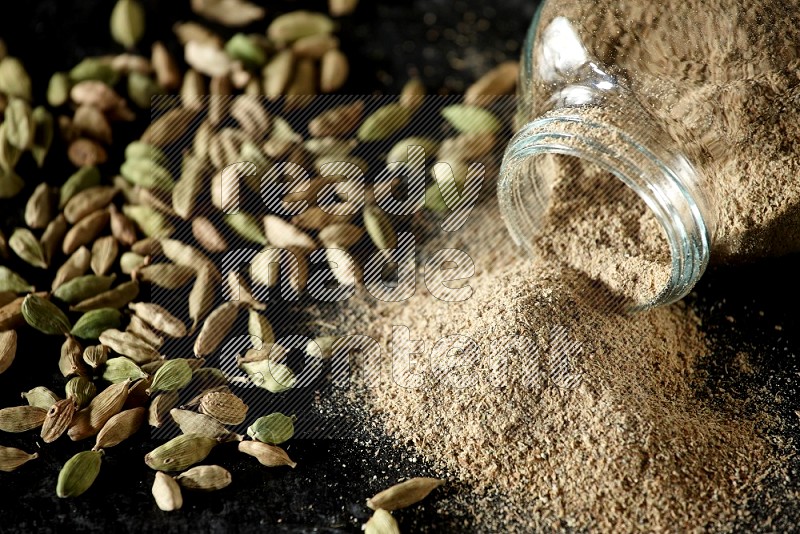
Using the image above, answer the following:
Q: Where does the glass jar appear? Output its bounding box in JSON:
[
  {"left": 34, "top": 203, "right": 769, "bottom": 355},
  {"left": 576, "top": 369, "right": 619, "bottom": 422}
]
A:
[{"left": 498, "top": 0, "right": 800, "bottom": 307}]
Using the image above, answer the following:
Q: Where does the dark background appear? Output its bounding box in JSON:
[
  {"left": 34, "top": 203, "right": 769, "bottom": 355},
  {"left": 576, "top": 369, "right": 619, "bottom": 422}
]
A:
[{"left": 0, "top": 0, "right": 799, "bottom": 532}]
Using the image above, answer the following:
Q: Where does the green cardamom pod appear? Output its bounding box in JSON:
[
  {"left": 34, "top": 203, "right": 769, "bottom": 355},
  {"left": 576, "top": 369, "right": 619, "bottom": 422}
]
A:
[
  {"left": 110, "top": 0, "right": 145, "bottom": 49},
  {"left": 120, "top": 158, "right": 175, "bottom": 190},
  {"left": 362, "top": 205, "right": 397, "bottom": 250},
  {"left": 83, "top": 345, "right": 109, "bottom": 369},
  {"left": 240, "top": 360, "right": 296, "bottom": 393},
  {"left": 69, "top": 58, "right": 119, "bottom": 85},
  {"left": 47, "top": 72, "right": 71, "bottom": 107},
  {"left": 440, "top": 105, "right": 502, "bottom": 134},
  {"left": 148, "top": 359, "right": 192, "bottom": 394},
  {"left": 224, "top": 213, "right": 268, "bottom": 245},
  {"left": 72, "top": 308, "right": 123, "bottom": 339},
  {"left": 169, "top": 409, "right": 241, "bottom": 441},
  {"left": 0, "top": 57, "right": 32, "bottom": 100},
  {"left": 54, "top": 275, "right": 116, "bottom": 304},
  {"left": 0, "top": 167, "right": 24, "bottom": 199},
  {"left": 358, "top": 104, "right": 412, "bottom": 142},
  {"left": 0, "top": 266, "right": 33, "bottom": 293},
  {"left": 246, "top": 413, "right": 294, "bottom": 444},
  {"left": 225, "top": 34, "right": 267, "bottom": 67},
  {"left": 122, "top": 205, "right": 174, "bottom": 237},
  {"left": 0, "top": 446, "right": 38, "bottom": 472},
  {"left": 5, "top": 97, "right": 34, "bottom": 150},
  {"left": 71, "top": 280, "right": 139, "bottom": 312},
  {"left": 65, "top": 376, "right": 97, "bottom": 408},
  {"left": 9, "top": 228, "right": 48, "bottom": 268},
  {"left": 102, "top": 357, "right": 147, "bottom": 383},
  {"left": 22, "top": 294, "right": 71, "bottom": 335},
  {"left": 125, "top": 141, "right": 167, "bottom": 164},
  {"left": 175, "top": 465, "right": 232, "bottom": 491},
  {"left": 364, "top": 509, "right": 400, "bottom": 534},
  {"left": 98, "top": 328, "right": 160, "bottom": 364},
  {"left": 144, "top": 434, "right": 217, "bottom": 472},
  {"left": 31, "top": 105, "right": 54, "bottom": 168},
  {"left": 60, "top": 166, "right": 101, "bottom": 208},
  {"left": 127, "top": 72, "right": 162, "bottom": 109},
  {"left": 56, "top": 450, "right": 103, "bottom": 498},
  {"left": 22, "top": 386, "right": 60, "bottom": 410}
]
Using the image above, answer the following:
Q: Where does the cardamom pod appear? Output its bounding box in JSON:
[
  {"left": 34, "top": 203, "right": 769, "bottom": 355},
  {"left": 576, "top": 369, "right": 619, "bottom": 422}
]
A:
[
  {"left": 109, "top": 205, "right": 137, "bottom": 247},
  {"left": 127, "top": 71, "right": 162, "bottom": 108},
  {"left": 70, "top": 80, "right": 125, "bottom": 111},
  {"left": 71, "top": 280, "right": 139, "bottom": 312},
  {"left": 224, "top": 212, "right": 268, "bottom": 245},
  {"left": 93, "top": 407, "right": 146, "bottom": 450},
  {"left": 126, "top": 314, "right": 164, "bottom": 347},
  {"left": 463, "top": 61, "right": 518, "bottom": 105},
  {"left": 60, "top": 335, "right": 88, "bottom": 377},
  {"left": 99, "top": 328, "right": 160, "bottom": 363},
  {"left": 248, "top": 310, "right": 274, "bottom": 348},
  {"left": 0, "top": 267, "right": 33, "bottom": 293},
  {"left": 68, "top": 380, "right": 130, "bottom": 441},
  {"left": 144, "top": 434, "right": 218, "bottom": 471},
  {"left": 63, "top": 209, "right": 110, "bottom": 255},
  {"left": 441, "top": 104, "right": 502, "bottom": 134},
  {"left": 0, "top": 168, "right": 24, "bottom": 199},
  {"left": 194, "top": 301, "right": 242, "bottom": 357},
  {"left": 136, "top": 264, "right": 195, "bottom": 290},
  {"left": 306, "top": 336, "right": 337, "bottom": 359},
  {"left": 263, "top": 215, "right": 316, "bottom": 250},
  {"left": 399, "top": 78, "right": 425, "bottom": 110},
  {"left": 40, "top": 213, "right": 68, "bottom": 266},
  {"left": 189, "top": 267, "right": 216, "bottom": 331},
  {"left": 284, "top": 58, "right": 315, "bottom": 110},
  {"left": 22, "top": 386, "right": 60, "bottom": 410},
  {"left": 9, "top": 228, "right": 48, "bottom": 268},
  {"left": 72, "top": 308, "right": 122, "bottom": 340},
  {"left": 64, "top": 186, "right": 118, "bottom": 224},
  {"left": 329, "top": 0, "right": 359, "bottom": 16},
  {"left": 68, "top": 137, "right": 108, "bottom": 167},
  {"left": 83, "top": 344, "right": 109, "bottom": 369},
  {"left": 238, "top": 440, "right": 296, "bottom": 468},
  {"left": 90, "top": 237, "right": 119, "bottom": 276},
  {"left": 366, "top": 478, "right": 444, "bottom": 511},
  {"left": 31, "top": 105, "right": 54, "bottom": 167},
  {"left": 169, "top": 409, "right": 241, "bottom": 441},
  {"left": 225, "top": 33, "right": 267, "bottom": 68},
  {"left": 363, "top": 205, "right": 397, "bottom": 250},
  {"left": 0, "top": 329, "right": 16, "bottom": 374},
  {"left": 0, "top": 57, "right": 32, "bottom": 100},
  {"left": 47, "top": 72, "right": 71, "bottom": 107},
  {"left": 225, "top": 271, "right": 266, "bottom": 311},
  {"left": 292, "top": 33, "right": 339, "bottom": 59},
  {"left": 103, "top": 357, "right": 148, "bottom": 383},
  {"left": 148, "top": 390, "right": 179, "bottom": 427},
  {"left": 120, "top": 252, "right": 145, "bottom": 275},
  {"left": 151, "top": 41, "right": 180, "bottom": 90},
  {"left": 123, "top": 205, "right": 174, "bottom": 237},
  {"left": 124, "top": 376, "right": 152, "bottom": 409},
  {"left": 267, "top": 11, "right": 335, "bottom": 44},
  {"left": 247, "top": 413, "right": 294, "bottom": 444},
  {"left": 73, "top": 104, "right": 112, "bottom": 144},
  {"left": 240, "top": 359, "right": 296, "bottom": 393},
  {"left": 22, "top": 294, "right": 71, "bottom": 335},
  {"left": 0, "top": 294, "right": 28, "bottom": 330},
  {"left": 0, "top": 228, "right": 7, "bottom": 259},
  {"left": 24, "top": 182, "right": 54, "bottom": 229},
  {"left": 110, "top": 0, "right": 146, "bottom": 48},
  {"left": 56, "top": 450, "right": 103, "bottom": 498},
  {"left": 54, "top": 275, "right": 116, "bottom": 304},
  {"left": 41, "top": 398, "right": 78, "bottom": 443},
  {"left": 60, "top": 166, "right": 101, "bottom": 208},
  {"left": 175, "top": 465, "right": 232, "bottom": 491},
  {"left": 0, "top": 405, "right": 47, "bottom": 432},
  {"left": 358, "top": 103, "right": 411, "bottom": 142},
  {"left": 148, "top": 359, "right": 193, "bottom": 394},
  {"left": 386, "top": 137, "right": 439, "bottom": 165},
  {"left": 320, "top": 48, "right": 348, "bottom": 93},
  {"left": 128, "top": 302, "right": 187, "bottom": 337},
  {"left": 5, "top": 97, "right": 34, "bottom": 150},
  {"left": 52, "top": 246, "right": 91, "bottom": 290},
  {"left": 158, "top": 238, "right": 218, "bottom": 274},
  {"left": 198, "top": 391, "right": 248, "bottom": 425},
  {"left": 308, "top": 100, "right": 362, "bottom": 137},
  {"left": 172, "top": 152, "right": 205, "bottom": 220},
  {"left": 152, "top": 472, "right": 183, "bottom": 511},
  {"left": 66, "top": 376, "right": 97, "bottom": 408},
  {"left": 125, "top": 141, "right": 166, "bottom": 163},
  {"left": 141, "top": 107, "right": 199, "bottom": 147},
  {"left": 120, "top": 158, "right": 175, "bottom": 190},
  {"left": 0, "top": 446, "right": 38, "bottom": 472},
  {"left": 0, "top": 291, "right": 13, "bottom": 306},
  {"left": 192, "top": 217, "right": 228, "bottom": 252},
  {"left": 364, "top": 509, "right": 400, "bottom": 534},
  {"left": 262, "top": 50, "right": 294, "bottom": 99}
]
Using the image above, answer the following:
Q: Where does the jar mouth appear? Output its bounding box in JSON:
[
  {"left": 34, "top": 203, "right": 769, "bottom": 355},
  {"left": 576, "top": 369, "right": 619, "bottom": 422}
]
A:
[{"left": 498, "top": 112, "right": 711, "bottom": 309}]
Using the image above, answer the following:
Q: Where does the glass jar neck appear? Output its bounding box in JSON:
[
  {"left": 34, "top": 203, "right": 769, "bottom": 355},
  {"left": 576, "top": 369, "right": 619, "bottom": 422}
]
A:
[{"left": 499, "top": 89, "right": 715, "bottom": 307}]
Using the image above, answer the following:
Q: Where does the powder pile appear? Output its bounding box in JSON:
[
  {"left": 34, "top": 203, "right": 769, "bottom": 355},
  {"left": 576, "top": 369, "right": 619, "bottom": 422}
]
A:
[{"left": 346, "top": 261, "right": 768, "bottom": 531}]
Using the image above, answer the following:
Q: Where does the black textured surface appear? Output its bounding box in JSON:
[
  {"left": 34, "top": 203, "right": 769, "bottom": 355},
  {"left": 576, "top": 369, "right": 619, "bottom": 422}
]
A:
[{"left": 0, "top": 0, "right": 799, "bottom": 532}]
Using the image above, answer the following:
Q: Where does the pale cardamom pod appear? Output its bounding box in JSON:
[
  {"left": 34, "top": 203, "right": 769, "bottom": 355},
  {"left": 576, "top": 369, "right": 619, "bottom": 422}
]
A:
[
  {"left": 93, "top": 407, "right": 146, "bottom": 450},
  {"left": 238, "top": 440, "right": 296, "bottom": 468},
  {"left": 284, "top": 58, "right": 315, "bottom": 110},
  {"left": 267, "top": 11, "right": 334, "bottom": 44},
  {"left": 248, "top": 310, "right": 274, "bottom": 348},
  {"left": 292, "top": 33, "right": 339, "bottom": 59},
  {"left": 464, "top": 61, "right": 518, "bottom": 105},
  {"left": 52, "top": 246, "right": 91, "bottom": 290},
  {"left": 110, "top": 0, "right": 145, "bottom": 48},
  {"left": 56, "top": 450, "right": 103, "bottom": 498},
  {"left": 192, "top": 217, "right": 228, "bottom": 252},
  {"left": 262, "top": 50, "right": 294, "bottom": 99},
  {"left": 54, "top": 275, "right": 116, "bottom": 304},
  {"left": 128, "top": 302, "right": 187, "bottom": 337},
  {"left": 152, "top": 472, "right": 183, "bottom": 511},
  {"left": 189, "top": 267, "right": 216, "bottom": 331},
  {"left": 308, "top": 100, "right": 362, "bottom": 137},
  {"left": 24, "top": 182, "right": 54, "bottom": 229},
  {"left": 60, "top": 335, "right": 88, "bottom": 377},
  {"left": 366, "top": 478, "right": 444, "bottom": 511},
  {"left": 0, "top": 294, "right": 28, "bottom": 330},
  {"left": 90, "top": 236, "right": 119, "bottom": 276},
  {"left": 194, "top": 301, "right": 242, "bottom": 357},
  {"left": 159, "top": 238, "right": 218, "bottom": 275},
  {"left": 226, "top": 271, "right": 266, "bottom": 311},
  {"left": 65, "top": 376, "right": 97, "bottom": 408},
  {"left": 120, "top": 252, "right": 145, "bottom": 275},
  {"left": 136, "top": 264, "right": 195, "bottom": 290},
  {"left": 64, "top": 186, "right": 118, "bottom": 224},
  {"left": 247, "top": 413, "right": 294, "bottom": 444},
  {"left": 73, "top": 104, "right": 112, "bottom": 144},
  {"left": 63, "top": 209, "right": 110, "bottom": 255},
  {"left": 148, "top": 390, "right": 179, "bottom": 428},
  {"left": 68, "top": 380, "right": 130, "bottom": 441},
  {"left": 5, "top": 97, "right": 34, "bottom": 150},
  {"left": 141, "top": 107, "right": 199, "bottom": 147},
  {"left": 120, "top": 158, "right": 175, "bottom": 190},
  {"left": 148, "top": 359, "right": 193, "bottom": 394},
  {"left": 40, "top": 213, "right": 68, "bottom": 266},
  {"left": 0, "top": 446, "right": 38, "bottom": 472},
  {"left": 363, "top": 205, "right": 397, "bottom": 249},
  {"left": 0, "top": 57, "right": 32, "bottom": 100},
  {"left": 329, "top": 0, "right": 358, "bottom": 15},
  {"left": 0, "top": 291, "right": 13, "bottom": 306},
  {"left": 83, "top": 344, "right": 109, "bottom": 369},
  {"left": 199, "top": 391, "right": 248, "bottom": 425},
  {"left": 364, "top": 509, "right": 400, "bottom": 534},
  {"left": 109, "top": 205, "right": 137, "bottom": 246},
  {"left": 103, "top": 357, "right": 147, "bottom": 383},
  {"left": 126, "top": 314, "right": 164, "bottom": 347},
  {"left": 144, "top": 434, "right": 218, "bottom": 471},
  {"left": 151, "top": 41, "right": 180, "bottom": 90},
  {"left": 0, "top": 405, "right": 47, "bottom": 432},
  {"left": 172, "top": 152, "right": 205, "bottom": 220},
  {"left": 326, "top": 247, "right": 360, "bottom": 285},
  {"left": 263, "top": 215, "right": 316, "bottom": 250},
  {"left": 0, "top": 329, "right": 17, "bottom": 374},
  {"left": 230, "top": 95, "right": 270, "bottom": 137},
  {"left": 9, "top": 228, "right": 47, "bottom": 268},
  {"left": 41, "top": 398, "right": 78, "bottom": 443},
  {"left": 175, "top": 465, "right": 232, "bottom": 491},
  {"left": 70, "top": 80, "right": 125, "bottom": 110},
  {"left": 169, "top": 409, "right": 241, "bottom": 441},
  {"left": 240, "top": 359, "right": 296, "bottom": 393},
  {"left": 123, "top": 205, "right": 174, "bottom": 237},
  {"left": 22, "top": 386, "right": 60, "bottom": 410},
  {"left": 306, "top": 336, "right": 337, "bottom": 359},
  {"left": 99, "top": 328, "right": 160, "bottom": 364},
  {"left": 59, "top": 166, "right": 101, "bottom": 208},
  {"left": 22, "top": 294, "right": 71, "bottom": 335},
  {"left": 71, "top": 280, "right": 139, "bottom": 312},
  {"left": 399, "top": 77, "right": 425, "bottom": 110},
  {"left": 320, "top": 48, "right": 348, "bottom": 93},
  {"left": 180, "top": 69, "right": 205, "bottom": 110},
  {"left": 68, "top": 137, "right": 108, "bottom": 167}
]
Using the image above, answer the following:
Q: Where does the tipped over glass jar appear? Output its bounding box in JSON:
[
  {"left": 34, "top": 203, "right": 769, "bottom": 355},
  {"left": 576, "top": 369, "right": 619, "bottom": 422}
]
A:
[{"left": 499, "top": 0, "right": 800, "bottom": 307}]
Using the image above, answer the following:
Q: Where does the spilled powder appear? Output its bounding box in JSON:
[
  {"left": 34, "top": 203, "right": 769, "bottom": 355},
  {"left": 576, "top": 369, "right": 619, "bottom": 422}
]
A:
[{"left": 343, "top": 261, "right": 769, "bottom": 531}]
